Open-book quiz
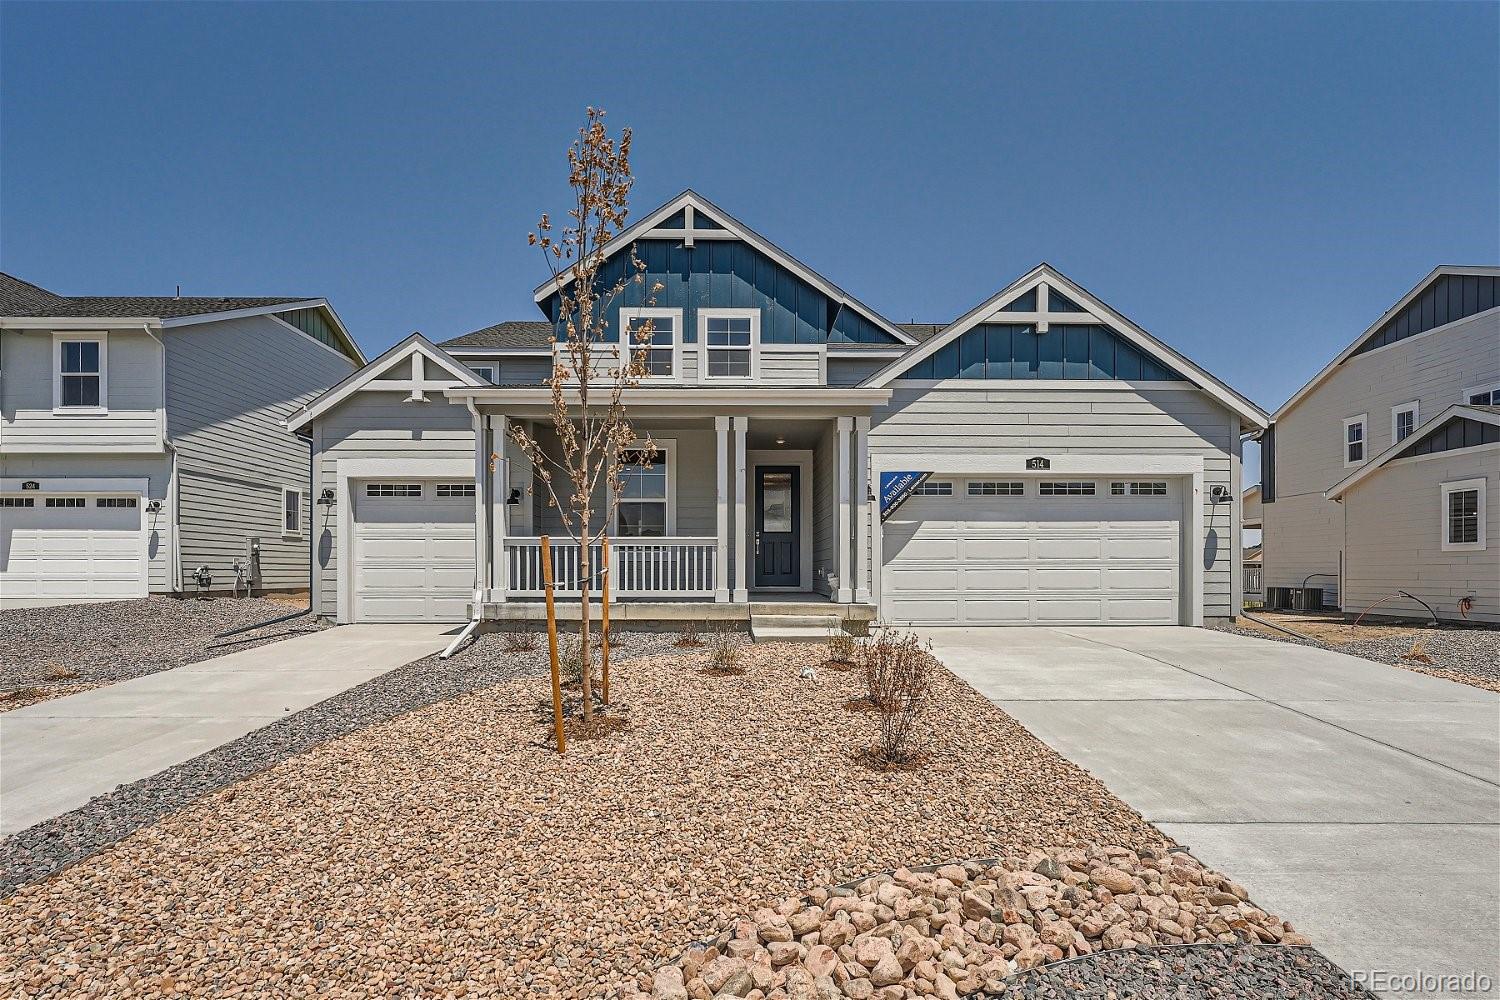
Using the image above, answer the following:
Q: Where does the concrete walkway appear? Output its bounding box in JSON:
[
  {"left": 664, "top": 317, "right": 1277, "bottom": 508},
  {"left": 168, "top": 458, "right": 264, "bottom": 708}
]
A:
[
  {"left": 1, "top": 624, "right": 455, "bottom": 836},
  {"left": 919, "top": 625, "right": 1500, "bottom": 997}
]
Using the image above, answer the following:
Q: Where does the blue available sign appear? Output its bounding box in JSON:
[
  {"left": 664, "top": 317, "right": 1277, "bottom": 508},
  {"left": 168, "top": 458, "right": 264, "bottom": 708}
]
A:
[{"left": 879, "top": 471, "right": 932, "bottom": 521}]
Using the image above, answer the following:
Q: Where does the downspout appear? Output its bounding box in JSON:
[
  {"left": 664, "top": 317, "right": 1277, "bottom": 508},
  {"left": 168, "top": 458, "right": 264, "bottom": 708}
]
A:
[
  {"left": 442, "top": 399, "right": 487, "bottom": 659},
  {"left": 143, "top": 322, "right": 183, "bottom": 593}
]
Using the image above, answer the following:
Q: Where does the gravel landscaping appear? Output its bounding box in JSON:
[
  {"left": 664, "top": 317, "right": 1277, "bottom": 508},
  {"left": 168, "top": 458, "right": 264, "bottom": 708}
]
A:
[
  {"left": 0, "top": 628, "right": 680, "bottom": 896},
  {"left": 0, "top": 596, "right": 327, "bottom": 708},
  {"left": 640, "top": 847, "right": 1312, "bottom": 999},
  {"left": 1, "top": 642, "right": 1172, "bottom": 998},
  {"left": 1215, "top": 615, "right": 1500, "bottom": 693}
]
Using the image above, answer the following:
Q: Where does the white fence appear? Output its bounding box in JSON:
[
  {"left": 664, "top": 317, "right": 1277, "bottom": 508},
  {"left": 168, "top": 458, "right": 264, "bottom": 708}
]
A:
[{"left": 505, "top": 537, "right": 717, "bottom": 598}]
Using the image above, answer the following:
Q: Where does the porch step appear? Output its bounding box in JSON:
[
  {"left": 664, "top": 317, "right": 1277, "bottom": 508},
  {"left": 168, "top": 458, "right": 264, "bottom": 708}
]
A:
[{"left": 749, "top": 612, "right": 841, "bottom": 643}]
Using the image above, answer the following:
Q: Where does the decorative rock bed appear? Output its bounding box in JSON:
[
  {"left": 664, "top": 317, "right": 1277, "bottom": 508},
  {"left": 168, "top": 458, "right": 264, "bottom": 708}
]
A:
[{"left": 635, "top": 846, "right": 1309, "bottom": 1000}]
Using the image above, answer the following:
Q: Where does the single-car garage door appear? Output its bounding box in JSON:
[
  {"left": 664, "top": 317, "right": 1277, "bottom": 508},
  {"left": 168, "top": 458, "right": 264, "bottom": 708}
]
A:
[
  {"left": 881, "top": 477, "right": 1182, "bottom": 625},
  {"left": 352, "top": 480, "right": 476, "bottom": 623},
  {"left": 0, "top": 493, "right": 148, "bottom": 607}
]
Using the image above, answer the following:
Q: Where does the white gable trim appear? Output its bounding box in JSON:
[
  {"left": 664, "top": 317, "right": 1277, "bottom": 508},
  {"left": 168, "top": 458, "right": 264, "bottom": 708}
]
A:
[
  {"left": 286, "top": 333, "right": 485, "bottom": 434},
  {"left": 860, "top": 264, "right": 1268, "bottom": 428},
  {"left": 1323, "top": 404, "right": 1500, "bottom": 499},
  {"left": 530, "top": 189, "right": 917, "bottom": 347},
  {"left": 1273, "top": 265, "right": 1500, "bottom": 422}
]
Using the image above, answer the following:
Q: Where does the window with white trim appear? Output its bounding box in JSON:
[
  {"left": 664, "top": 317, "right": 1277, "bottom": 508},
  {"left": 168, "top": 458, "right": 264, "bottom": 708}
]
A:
[
  {"left": 1441, "top": 479, "right": 1486, "bottom": 552},
  {"left": 282, "top": 488, "right": 303, "bottom": 536},
  {"left": 913, "top": 480, "right": 953, "bottom": 496},
  {"left": 466, "top": 364, "right": 498, "bottom": 384},
  {"left": 1, "top": 497, "right": 35, "bottom": 508},
  {"left": 366, "top": 483, "right": 423, "bottom": 498},
  {"left": 1111, "top": 481, "right": 1168, "bottom": 496},
  {"left": 1343, "top": 414, "right": 1368, "bottom": 466},
  {"left": 699, "top": 310, "right": 758, "bottom": 379},
  {"left": 96, "top": 497, "right": 138, "bottom": 508},
  {"left": 54, "top": 334, "right": 105, "bottom": 410},
  {"left": 45, "top": 497, "right": 86, "bottom": 508},
  {"left": 968, "top": 481, "right": 1023, "bottom": 496},
  {"left": 436, "top": 483, "right": 476, "bottom": 498},
  {"left": 1391, "top": 401, "right": 1418, "bottom": 443},
  {"left": 1466, "top": 383, "right": 1500, "bottom": 406},
  {"left": 620, "top": 308, "right": 679, "bottom": 379},
  {"left": 616, "top": 444, "right": 672, "bottom": 537},
  {"left": 1040, "top": 481, "right": 1096, "bottom": 496}
]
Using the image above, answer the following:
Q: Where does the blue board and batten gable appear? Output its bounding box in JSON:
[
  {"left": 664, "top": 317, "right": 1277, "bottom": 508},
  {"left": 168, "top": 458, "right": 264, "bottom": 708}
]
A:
[{"left": 900, "top": 323, "right": 1183, "bottom": 381}]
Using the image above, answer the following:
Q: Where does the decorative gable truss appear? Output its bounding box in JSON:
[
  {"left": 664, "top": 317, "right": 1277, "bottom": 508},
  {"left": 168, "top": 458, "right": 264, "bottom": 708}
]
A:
[
  {"left": 862, "top": 264, "right": 1268, "bottom": 429},
  {"left": 287, "top": 333, "right": 486, "bottom": 435}
]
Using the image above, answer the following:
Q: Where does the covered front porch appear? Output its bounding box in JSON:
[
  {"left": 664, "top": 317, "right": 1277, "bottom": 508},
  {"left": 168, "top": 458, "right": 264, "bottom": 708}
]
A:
[{"left": 448, "top": 389, "right": 887, "bottom": 618}]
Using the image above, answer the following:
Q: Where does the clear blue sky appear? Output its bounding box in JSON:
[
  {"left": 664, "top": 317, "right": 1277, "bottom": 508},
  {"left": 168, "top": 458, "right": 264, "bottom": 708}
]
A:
[{"left": 3, "top": 2, "right": 1497, "bottom": 431}]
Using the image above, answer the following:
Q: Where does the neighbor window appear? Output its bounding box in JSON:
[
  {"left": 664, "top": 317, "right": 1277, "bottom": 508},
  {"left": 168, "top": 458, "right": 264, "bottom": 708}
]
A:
[
  {"left": 616, "top": 444, "right": 671, "bottom": 537},
  {"left": 282, "top": 488, "right": 302, "bottom": 536},
  {"left": 1343, "top": 414, "right": 1368, "bottom": 466},
  {"left": 621, "top": 309, "right": 679, "bottom": 378},
  {"left": 1466, "top": 383, "right": 1499, "bottom": 406},
  {"left": 1040, "top": 481, "right": 1096, "bottom": 496},
  {"left": 1392, "top": 401, "right": 1419, "bottom": 443},
  {"left": 968, "top": 481, "right": 1023, "bottom": 496},
  {"left": 912, "top": 480, "right": 953, "bottom": 496},
  {"left": 436, "top": 483, "right": 476, "bottom": 498},
  {"left": 700, "top": 310, "right": 757, "bottom": 379},
  {"left": 1441, "top": 479, "right": 1486, "bottom": 552},
  {"left": 1111, "top": 481, "right": 1168, "bottom": 496},
  {"left": 366, "top": 483, "right": 422, "bottom": 498},
  {"left": 54, "top": 334, "right": 105, "bottom": 410}
]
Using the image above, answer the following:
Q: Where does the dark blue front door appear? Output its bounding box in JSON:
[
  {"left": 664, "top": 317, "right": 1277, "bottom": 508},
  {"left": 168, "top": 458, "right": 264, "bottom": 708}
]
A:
[{"left": 755, "top": 466, "right": 800, "bottom": 587}]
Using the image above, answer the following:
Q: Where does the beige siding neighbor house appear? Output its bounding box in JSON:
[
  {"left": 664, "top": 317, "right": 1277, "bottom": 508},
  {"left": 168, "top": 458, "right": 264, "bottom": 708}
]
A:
[
  {"left": 290, "top": 190, "right": 1266, "bottom": 636},
  {"left": 0, "top": 273, "right": 363, "bottom": 607},
  {"left": 1260, "top": 266, "right": 1500, "bottom": 621}
]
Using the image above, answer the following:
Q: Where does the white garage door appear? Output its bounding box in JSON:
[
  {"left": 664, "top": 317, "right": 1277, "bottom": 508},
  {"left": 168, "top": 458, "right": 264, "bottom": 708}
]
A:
[
  {"left": 881, "top": 477, "right": 1182, "bottom": 626},
  {"left": 0, "top": 493, "right": 148, "bottom": 607},
  {"left": 352, "top": 480, "right": 476, "bottom": 623}
]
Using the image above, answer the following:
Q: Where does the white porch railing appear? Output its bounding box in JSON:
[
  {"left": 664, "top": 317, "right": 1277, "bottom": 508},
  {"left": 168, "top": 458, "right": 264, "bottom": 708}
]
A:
[{"left": 505, "top": 537, "right": 717, "bottom": 598}]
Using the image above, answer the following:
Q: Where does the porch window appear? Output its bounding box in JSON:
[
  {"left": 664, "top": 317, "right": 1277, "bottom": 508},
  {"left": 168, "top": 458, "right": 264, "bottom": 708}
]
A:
[
  {"left": 700, "top": 309, "right": 758, "bottom": 379},
  {"left": 621, "top": 308, "right": 679, "bottom": 379},
  {"left": 616, "top": 444, "right": 672, "bottom": 537}
]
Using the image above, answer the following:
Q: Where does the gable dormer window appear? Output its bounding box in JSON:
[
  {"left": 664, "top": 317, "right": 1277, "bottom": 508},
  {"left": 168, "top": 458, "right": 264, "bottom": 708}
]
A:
[
  {"left": 54, "top": 333, "right": 106, "bottom": 412},
  {"left": 620, "top": 308, "right": 680, "bottom": 380},
  {"left": 699, "top": 309, "right": 759, "bottom": 380}
]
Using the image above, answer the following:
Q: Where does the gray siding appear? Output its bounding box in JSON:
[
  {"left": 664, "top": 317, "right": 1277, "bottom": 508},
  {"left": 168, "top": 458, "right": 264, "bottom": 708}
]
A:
[
  {"left": 868, "top": 385, "right": 1240, "bottom": 619},
  {"left": 1264, "top": 308, "right": 1499, "bottom": 605},
  {"left": 0, "top": 452, "right": 173, "bottom": 590},
  {"left": 0, "top": 328, "right": 163, "bottom": 452},
  {"left": 166, "top": 315, "right": 354, "bottom": 592},
  {"left": 828, "top": 357, "right": 890, "bottom": 387},
  {"left": 1341, "top": 449, "right": 1499, "bottom": 623},
  {"left": 313, "top": 394, "right": 477, "bottom": 617}
]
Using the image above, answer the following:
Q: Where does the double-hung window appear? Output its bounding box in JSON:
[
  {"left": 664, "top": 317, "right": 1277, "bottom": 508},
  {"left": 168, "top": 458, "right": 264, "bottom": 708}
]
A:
[
  {"left": 1441, "top": 479, "right": 1486, "bottom": 552},
  {"left": 620, "top": 308, "right": 679, "bottom": 379},
  {"left": 699, "top": 309, "right": 758, "bottom": 379},
  {"left": 616, "top": 443, "right": 672, "bottom": 537},
  {"left": 1343, "top": 414, "right": 1368, "bottom": 466},
  {"left": 54, "top": 334, "right": 106, "bottom": 411},
  {"left": 1466, "top": 383, "right": 1500, "bottom": 406},
  {"left": 1391, "top": 401, "right": 1419, "bottom": 443},
  {"left": 282, "top": 488, "right": 303, "bottom": 537}
]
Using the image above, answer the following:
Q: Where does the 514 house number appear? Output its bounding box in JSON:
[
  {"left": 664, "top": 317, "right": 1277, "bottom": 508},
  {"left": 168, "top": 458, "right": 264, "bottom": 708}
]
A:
[{"left": 1025, "top": 457, "right": 1050, "bottom": 471}]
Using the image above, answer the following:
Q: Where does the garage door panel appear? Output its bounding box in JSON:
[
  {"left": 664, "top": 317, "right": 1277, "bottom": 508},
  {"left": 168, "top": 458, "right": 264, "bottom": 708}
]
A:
[{"left": 880, "top": 476, "right": 1181, "bottom": 626}]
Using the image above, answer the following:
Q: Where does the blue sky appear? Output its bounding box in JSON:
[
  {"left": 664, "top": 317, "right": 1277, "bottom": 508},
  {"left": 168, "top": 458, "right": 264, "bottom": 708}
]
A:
[{"left": 3, "top": 2, "right": 1497, "bottom": 428}]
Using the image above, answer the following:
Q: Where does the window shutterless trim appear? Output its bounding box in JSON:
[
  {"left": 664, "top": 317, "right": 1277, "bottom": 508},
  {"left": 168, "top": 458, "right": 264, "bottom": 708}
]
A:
[
  {"left": 1465, "top": 382, "right": 1499, "bottom": 406},
  {"left": 1440, "top": 478, "right": 1486, "bottom": 552},
  {"left": 1391, "top": 401, "right": 1419, "bottom": 443},
  {"left": 52, "top": 332, "right": 107, "bottom": 414},
  {"left": 1343, "top": 414, "right": 1368, "bottom": 467},
  {"left": 611, "top": 438, "right": 676, "bottom": 536},
  {"left": 619, "top": 307, "right": 682, "bottom": 382},
  {"left": 282, "top": 487, "right": 304, "bottom": 537},
  {"left": 697, "top": 308, "right": 760, "bottom": 382}
]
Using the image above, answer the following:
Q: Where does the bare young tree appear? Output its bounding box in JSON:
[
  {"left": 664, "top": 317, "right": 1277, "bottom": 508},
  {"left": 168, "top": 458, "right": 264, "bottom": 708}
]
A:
[{"left": 507, "top": 107, "right": 661, "bottom": 721}]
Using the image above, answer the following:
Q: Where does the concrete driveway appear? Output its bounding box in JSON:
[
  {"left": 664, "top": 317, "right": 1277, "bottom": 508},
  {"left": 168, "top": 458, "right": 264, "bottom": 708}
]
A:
[
  {"left": 1, "top": 623, "right": 455, "bottom": 836},
  {"left": 920, "top": 625, "right": 1499, "bottom": 996}
]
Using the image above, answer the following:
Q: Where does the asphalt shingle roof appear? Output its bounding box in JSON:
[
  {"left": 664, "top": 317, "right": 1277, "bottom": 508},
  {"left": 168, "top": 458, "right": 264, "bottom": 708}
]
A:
[
  {"left": 1, "top": 273, "right": 311, "bottom": 320},
  {"left": 440, "top": 321, "right": 553, "bottom": 349}
]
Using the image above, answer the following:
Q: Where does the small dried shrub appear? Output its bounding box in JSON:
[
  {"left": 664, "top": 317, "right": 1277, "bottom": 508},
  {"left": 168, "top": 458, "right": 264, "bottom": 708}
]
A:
[
  {"left": 825, "top": 621, "right": 860, "bottom": 668},
  {"left": 560, "top": 636, "right": 594, "bottom": 686},
  {"left": 704, "top": 620, "right": 744, "bottom": 674},
  {"left": 1403, "top": 639, "right": 1433, "bottom": 664},
  {"left": 501, "top": 630, "right": 538, "bottom": 653},
  {"left": 860, "top": 629, "right": 933, "bottom": 765},
  {"left": 675, "top": 620, "right": 704, "bottom": 648},
  {"left": 43, "top": 665, "right": 80, "bottom": 681}
]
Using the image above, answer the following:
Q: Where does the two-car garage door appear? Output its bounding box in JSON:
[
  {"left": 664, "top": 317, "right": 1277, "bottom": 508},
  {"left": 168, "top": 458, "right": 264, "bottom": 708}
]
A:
[
  {"left": 0, "top": 493, "right": 148, "bottom": 607},
  {"left": 352, "top": 480, "right": 476, "bottom": 622},
  {"left": 881, "top": 477, "right": 1183, "bottom": 625}
]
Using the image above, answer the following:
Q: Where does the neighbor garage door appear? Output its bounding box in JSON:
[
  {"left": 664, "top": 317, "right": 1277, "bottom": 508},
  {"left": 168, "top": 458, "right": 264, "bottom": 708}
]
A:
[
  {"left": 352, "top": 480, "right": 476, "bottom": 623},
  {"left": 880, "top": 477, "right": 1181, "bottom": 625},
  {"left": 0, "top": 493, "right": 148, "bottom": 607}
]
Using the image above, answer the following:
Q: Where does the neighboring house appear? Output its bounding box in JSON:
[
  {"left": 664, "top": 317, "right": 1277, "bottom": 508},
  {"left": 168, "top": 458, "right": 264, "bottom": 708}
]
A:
[
  {"left": 289, "top": 190, "right": 1266, "bottom": 629},
  {"left": 1259, "top": 266, "right": 1499, "bottom": 622},
  {"left": 0, "top": 273, "right": 364, "bottom": 607}
]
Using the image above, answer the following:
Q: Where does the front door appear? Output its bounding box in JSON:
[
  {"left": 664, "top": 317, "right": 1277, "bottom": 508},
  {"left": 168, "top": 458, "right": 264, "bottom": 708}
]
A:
[{"left": 754, "top": 466, "right": 800, "bottom": 587}]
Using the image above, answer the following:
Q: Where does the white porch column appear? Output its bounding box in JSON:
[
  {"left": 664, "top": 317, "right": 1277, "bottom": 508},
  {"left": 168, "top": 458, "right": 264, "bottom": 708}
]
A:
[
  {"left": 491, "top": 415, "right": 508, "bottom": 603},
  {"left": 732, "top": 416, "right": 749, "bottom": 603},
  {"left": 854, "top": 415, "right": 871, "bottom": 604},
  {"left": 836, "top": 416, "right": 853, "bottom": 604},
  {"left": 715, "top": 416, "right": 731, "bottom": 602}
]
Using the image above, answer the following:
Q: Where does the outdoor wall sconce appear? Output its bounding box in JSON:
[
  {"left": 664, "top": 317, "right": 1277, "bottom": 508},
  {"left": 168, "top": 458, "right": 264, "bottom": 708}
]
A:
[
  {"left": 146, "top": 499, "right": 163, "bottom": 513},
  {"left": 507, "top": 488, "right": 522, "bottom": 505},
  {"left": 317, "top": 488, "right": 336, "bottom": 506}
]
